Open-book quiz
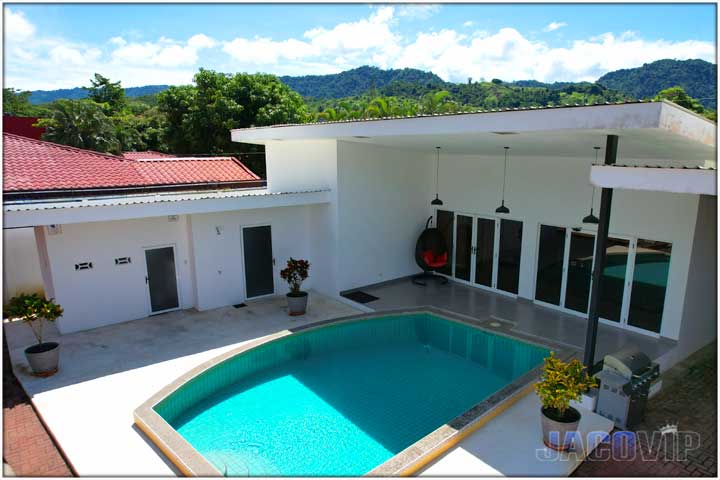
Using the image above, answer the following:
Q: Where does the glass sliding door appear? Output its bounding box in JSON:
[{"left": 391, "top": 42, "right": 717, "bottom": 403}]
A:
[
  {"left": 436, "top": 210, "right": 454, "bottom": 275},
  {"left": 474, "top": 218, "right": 495, "bottom": 287},
  {"left": 535, "top": 225, "right": 566, "bottom": 305},
  {"left": 598, "top": 238, "right": 630, "bottom": 323},
  {"left": 454, "top": 215, "right": 473, "bottom": 281},
  {"left": 497, "top": 219, "right": 523, "bottom": 294},
  {"left": 565, "top": 232, "right": 595, "bottom": 314},
  {"left": 627, "top": 240, "right": 672, "bottom": 333}
]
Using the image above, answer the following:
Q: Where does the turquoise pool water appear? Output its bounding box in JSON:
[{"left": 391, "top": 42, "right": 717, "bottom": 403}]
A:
[{"left": 155, "top": 313, "right": 549, "bottom": 476}]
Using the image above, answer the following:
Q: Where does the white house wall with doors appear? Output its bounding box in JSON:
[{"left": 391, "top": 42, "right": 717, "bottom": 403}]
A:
[
  {"left": 427, "top": 152, "right": 701, "bottom": 340},
  {"left": 31, "top": 203, "right": 330, "bottom": 334}
]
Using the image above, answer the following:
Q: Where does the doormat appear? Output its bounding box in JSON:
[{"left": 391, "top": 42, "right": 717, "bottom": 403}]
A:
[
  {"left": 233, "top": 303, "right": 247, "bottom": 308},
  {"left": 342, "top": 291, "right": 379, "bottom": 304}
]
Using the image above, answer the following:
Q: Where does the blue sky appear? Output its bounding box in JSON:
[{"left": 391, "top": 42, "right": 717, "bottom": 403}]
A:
[{"left": 4, "top": 3, "right": 716, "bottom": 90}]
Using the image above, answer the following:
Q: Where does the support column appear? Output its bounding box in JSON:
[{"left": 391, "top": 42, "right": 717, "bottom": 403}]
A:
[{"left": 583, "top": 134, "right": 619, "bottom": 371}]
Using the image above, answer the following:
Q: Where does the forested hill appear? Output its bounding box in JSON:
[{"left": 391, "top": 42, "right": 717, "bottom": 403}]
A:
[
  {"left": 279, "top": 66, "right": 444, "bottom": 99},
  {"left": 597, "top": 59, "right": 716, "bottom": 109},
  {"left": 29, "top": 85, "right": 169, "bottom": 105}
]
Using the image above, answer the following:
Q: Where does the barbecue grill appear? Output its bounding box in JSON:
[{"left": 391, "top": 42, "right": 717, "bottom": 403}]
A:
[{"left": 595, "top": 347, "right": 660, "bottom": 429}]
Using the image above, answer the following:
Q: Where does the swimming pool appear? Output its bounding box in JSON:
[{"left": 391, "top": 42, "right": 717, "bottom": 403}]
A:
[{"left": 136, "top": 310, "right": 560, "bottom": 476}]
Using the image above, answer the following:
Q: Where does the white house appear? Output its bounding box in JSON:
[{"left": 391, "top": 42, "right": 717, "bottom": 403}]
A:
[{"left": 3, "top": 100, "right": 716, "bottom": 370}]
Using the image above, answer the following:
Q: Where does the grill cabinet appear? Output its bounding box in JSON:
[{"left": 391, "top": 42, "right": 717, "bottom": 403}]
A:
[{"left": 595, "top": 347, "right": 659, "bottom": 429}]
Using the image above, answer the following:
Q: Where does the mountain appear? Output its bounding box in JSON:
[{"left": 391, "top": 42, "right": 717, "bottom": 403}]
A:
[
  {"left": 598, "top": 59, "right": 716, "bottom": 109},
  {"left": 279, "top": 66, "right": 444, "bottom": 99},
  {"left": 29, "top": 85, "right": 169, "bottom": 105}
]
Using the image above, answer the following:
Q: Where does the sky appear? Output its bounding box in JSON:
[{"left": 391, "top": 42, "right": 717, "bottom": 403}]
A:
[{"left": 3, "top": 3, "right": 717, "bottom": 91}]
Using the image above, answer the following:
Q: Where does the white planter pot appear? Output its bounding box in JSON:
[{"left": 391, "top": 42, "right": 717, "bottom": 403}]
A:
[
  {"left": 540, "top": 407, "right": 581, "bottom": 451},
  {"left": 287, "top": 292, "right": 308, "bottom": 316},
  {"left": 25, "top": 342, "right": 59, "bottom": 376}
]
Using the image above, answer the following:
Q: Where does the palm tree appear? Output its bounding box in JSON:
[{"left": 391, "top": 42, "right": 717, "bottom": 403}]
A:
[{"left": 37, "top": 99, "right": 120, "bottom": 153}]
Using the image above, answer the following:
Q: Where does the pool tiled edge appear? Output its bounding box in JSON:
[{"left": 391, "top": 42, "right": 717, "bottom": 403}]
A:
[{"left": 133, "top": 307, "right": 577, "bottom": 477}]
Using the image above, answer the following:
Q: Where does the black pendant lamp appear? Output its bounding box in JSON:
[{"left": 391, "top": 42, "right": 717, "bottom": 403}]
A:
[
  {"left": 582, "top": 146, "right": 601, "bottom": 224},
  {"left": 495, "top": 146, "right": 510, "bottom": 214},
  {"left": 431, "top": 146, "right": 443, "bottom": 205}
]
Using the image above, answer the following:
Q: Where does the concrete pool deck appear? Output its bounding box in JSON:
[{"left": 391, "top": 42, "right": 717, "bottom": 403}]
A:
[
  {"left": 4, "top": 292, "right": 360, "bottom": 476},
  {"left": 6, "top": 290, "right": 613, "bottom": 477}
]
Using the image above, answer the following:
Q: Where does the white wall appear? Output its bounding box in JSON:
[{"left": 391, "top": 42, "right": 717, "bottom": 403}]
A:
[
  {"left": 658, "top": 195, "right": 717, "bottom": 369},
  {"left": 188, "top": 205, "right": 325, "bottom": 311},
  {"left": 436, "top": 152, "right": 700, "bottom": 340},
  {"left": 3, "top": 228, "right": 45, "bottom": 301},
  {"left": 265, "top": 140, "right": 338, "bottom": 193},
  {"left": 265, "top": 139, "right": 340, "bottom": 296},
  {"left": 336, "top": 141, "right": 434, "bottom": 291},
  {"left": 41, "top": 216, "right": 194, "bottom": 334}
]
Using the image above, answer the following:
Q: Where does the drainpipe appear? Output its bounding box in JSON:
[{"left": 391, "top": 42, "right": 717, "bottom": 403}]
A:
[{"left": 583, "top": 134, "right": 619, "bottom": 371}]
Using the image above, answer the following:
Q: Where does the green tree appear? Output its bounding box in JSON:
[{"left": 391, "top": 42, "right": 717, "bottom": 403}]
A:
[
  {"left": 84, "top": 73, "right": 126, "bottom": 114},
  {"left": 37, "top": 99, "right": 120, "bottom": 154},
  {"left": 158, "top": 69, "right": 308, "bottom": 153},
  {"left": 3, "top": 88, "right": 39, "bottom": 116},
  {"left": 654, "top": 86, "right": 716, "bottom": 121}
]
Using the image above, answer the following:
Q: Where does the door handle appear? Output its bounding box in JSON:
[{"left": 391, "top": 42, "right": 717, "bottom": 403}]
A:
[{"left": 145, "top": 276, "right": 149, "bottom": 284}]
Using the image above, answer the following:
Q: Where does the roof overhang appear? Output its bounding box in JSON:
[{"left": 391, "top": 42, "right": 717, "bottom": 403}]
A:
[
  {"left": 231, "top": 101, "right": 715, "bottom": 163},
  {"left": 591, "top": 165, "right": 717, "bottom": 196},
  {"left": 3, "top": 188, "right": 331, "bottom": 228}
]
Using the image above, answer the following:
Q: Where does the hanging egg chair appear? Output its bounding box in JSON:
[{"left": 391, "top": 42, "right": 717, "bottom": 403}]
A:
[{"left": 412, "top": 216, "right": 450, "bottom": 286}]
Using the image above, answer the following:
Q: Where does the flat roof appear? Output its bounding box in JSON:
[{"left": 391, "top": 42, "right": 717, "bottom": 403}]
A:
[{"left": 231, "top": 101, "right": 715, "bottom": 162}]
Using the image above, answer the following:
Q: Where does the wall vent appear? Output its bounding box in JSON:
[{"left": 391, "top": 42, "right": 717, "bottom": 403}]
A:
[
  {"left": 47, "top": 224, "right": 62, "bottom": 235},
  {"left": 115, "top": 257, "right": 131, "bottom": 265},
  {"left": 75, "top": 262, "right": 93, "bottom": 270}
]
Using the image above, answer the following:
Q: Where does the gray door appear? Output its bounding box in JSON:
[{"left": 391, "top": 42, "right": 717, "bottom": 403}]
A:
[
  {"left": 145, "top": 246, "right": 179, "bottom": 313},
  {"left": 243, "top": 225, "right": 274, "bottom": 298}
]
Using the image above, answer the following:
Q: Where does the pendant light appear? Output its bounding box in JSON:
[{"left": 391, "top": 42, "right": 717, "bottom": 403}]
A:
[
  {"left": 582, "top": 146, "right": 601, "bottom": 224},
  {"left": 495, "top": 146, "right": 510, "bottom": 214},
  {"left": 431, "top": 146, "right": 443, "bottom": 205}
]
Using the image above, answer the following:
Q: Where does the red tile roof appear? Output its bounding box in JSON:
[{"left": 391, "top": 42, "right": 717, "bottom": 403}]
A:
[
  {"left": 3, "top": 133, "right": 260, "bottom": 194},
  {"left": 121, "top": 151, "right": 175, "bottom": 160}
]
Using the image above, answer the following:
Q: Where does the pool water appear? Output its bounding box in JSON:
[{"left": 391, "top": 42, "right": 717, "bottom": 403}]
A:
[{"left": 156, "top": 314, "right": 548, "bottom": 476}]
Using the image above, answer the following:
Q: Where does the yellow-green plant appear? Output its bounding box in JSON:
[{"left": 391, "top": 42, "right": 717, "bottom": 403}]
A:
[{"left": 535, "top": 352, "right": 598, "bottom": 418}]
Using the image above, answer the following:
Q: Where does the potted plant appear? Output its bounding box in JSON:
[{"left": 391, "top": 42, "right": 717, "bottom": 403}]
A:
[
  {"left": 535, "top": 352, "right": 597, "bottom": 451},
  {"left": 280, "top": 258, "right": 310, "bottom": 316},
  {"left": 6, "top": 293, "right": 63, "bottom": 376}
]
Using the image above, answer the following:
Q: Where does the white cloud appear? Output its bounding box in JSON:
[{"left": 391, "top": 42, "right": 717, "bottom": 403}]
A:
[
  {"left": 111, "top": 34, "right": 216, "bottom": 67},
  {"left": 543, "top": 21, "right": 567, "bottom": 32},
  {"left": 49, "top": 45, "right": 101, "bottom": 65},
  {"left": 396, "top": 4, "right": 441, "bottom": 20},
  {"left": 5, "top": 9, "right": 35, "bottom": 40},
  {"left": 2, "top": 5, "right": 716, "bottom": 90},
  {"left": 109, "top": 36, "right": 126, "bottom": 46}
]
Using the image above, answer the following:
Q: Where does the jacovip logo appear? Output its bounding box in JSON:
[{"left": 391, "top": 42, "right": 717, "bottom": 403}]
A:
[{"left": 536, "top": 424, "right": 702, "bottom": 462}]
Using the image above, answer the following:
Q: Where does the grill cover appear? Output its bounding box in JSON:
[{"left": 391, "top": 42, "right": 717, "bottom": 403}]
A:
[{"left": 603, "top": 347, "right": 652, "bottom": 379}]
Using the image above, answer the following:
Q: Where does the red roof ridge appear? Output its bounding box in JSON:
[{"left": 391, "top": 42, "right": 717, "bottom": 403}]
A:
[{"left": 3, "top": 132, "right": 130, "bottom": 162}]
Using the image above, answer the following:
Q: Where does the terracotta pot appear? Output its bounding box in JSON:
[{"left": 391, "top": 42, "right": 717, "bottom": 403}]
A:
[
  {"left": 287, "top": 291, "right": 308, "bottom": 316},
  {"left": 25, "top": 342, "right": 59, "bottom": 376},
  {"left": 540, "top": 406, "right": 581, "bottom": 451}
]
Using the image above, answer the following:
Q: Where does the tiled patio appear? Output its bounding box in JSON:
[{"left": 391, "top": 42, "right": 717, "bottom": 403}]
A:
[
  {"left": 3, "top": 292, "right": 360, "bottom": 476},
  {"left": 349, "top": 278, "right": 677, "bottom": 365},
  {"left": 573, "top": 342, "right": 717, "bottom": 477}
]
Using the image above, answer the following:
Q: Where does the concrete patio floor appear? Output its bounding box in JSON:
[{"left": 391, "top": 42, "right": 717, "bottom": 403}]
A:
[
  {"left": 349, "top": 278, "right": 677, "bottom": 368},
  {"left": 4, "top": 292, "right": 360, "bottom": 476}
]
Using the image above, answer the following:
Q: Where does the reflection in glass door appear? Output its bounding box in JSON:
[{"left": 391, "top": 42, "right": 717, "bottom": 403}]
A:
[
  {"left": 454, "top": 215, "right": 473, "bottom": 281},
  {"left": 497, "top": 220, "right": 523, "bottom": 294},
  {"left": 565, "top": 232, "right": 596, "bottom": 314},
  {"left": 599, "top": 238, "right": 630, "bottom": 323},
  {"left": 627, "top": 240, "right": 672, "bottom": 333},
  {"left": 535, "top": 225, "right": 567, "bottom": 306},
  {"left": 436, "top": 210, "right": 454, "bottom": 276},
  {"left": 474, "top": 218, "right": 495, "bottom": 287}
]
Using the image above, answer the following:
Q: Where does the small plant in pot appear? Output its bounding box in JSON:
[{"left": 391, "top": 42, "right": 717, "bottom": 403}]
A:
[
  {"left": 535, "top": 352, "right": 597, "bottom": 451},
  {"left": 6, "top": 293, "right": 63, "bottom": 377},
  {"left": 280, "top": 258, "right": 310, "bottom": 317}
]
